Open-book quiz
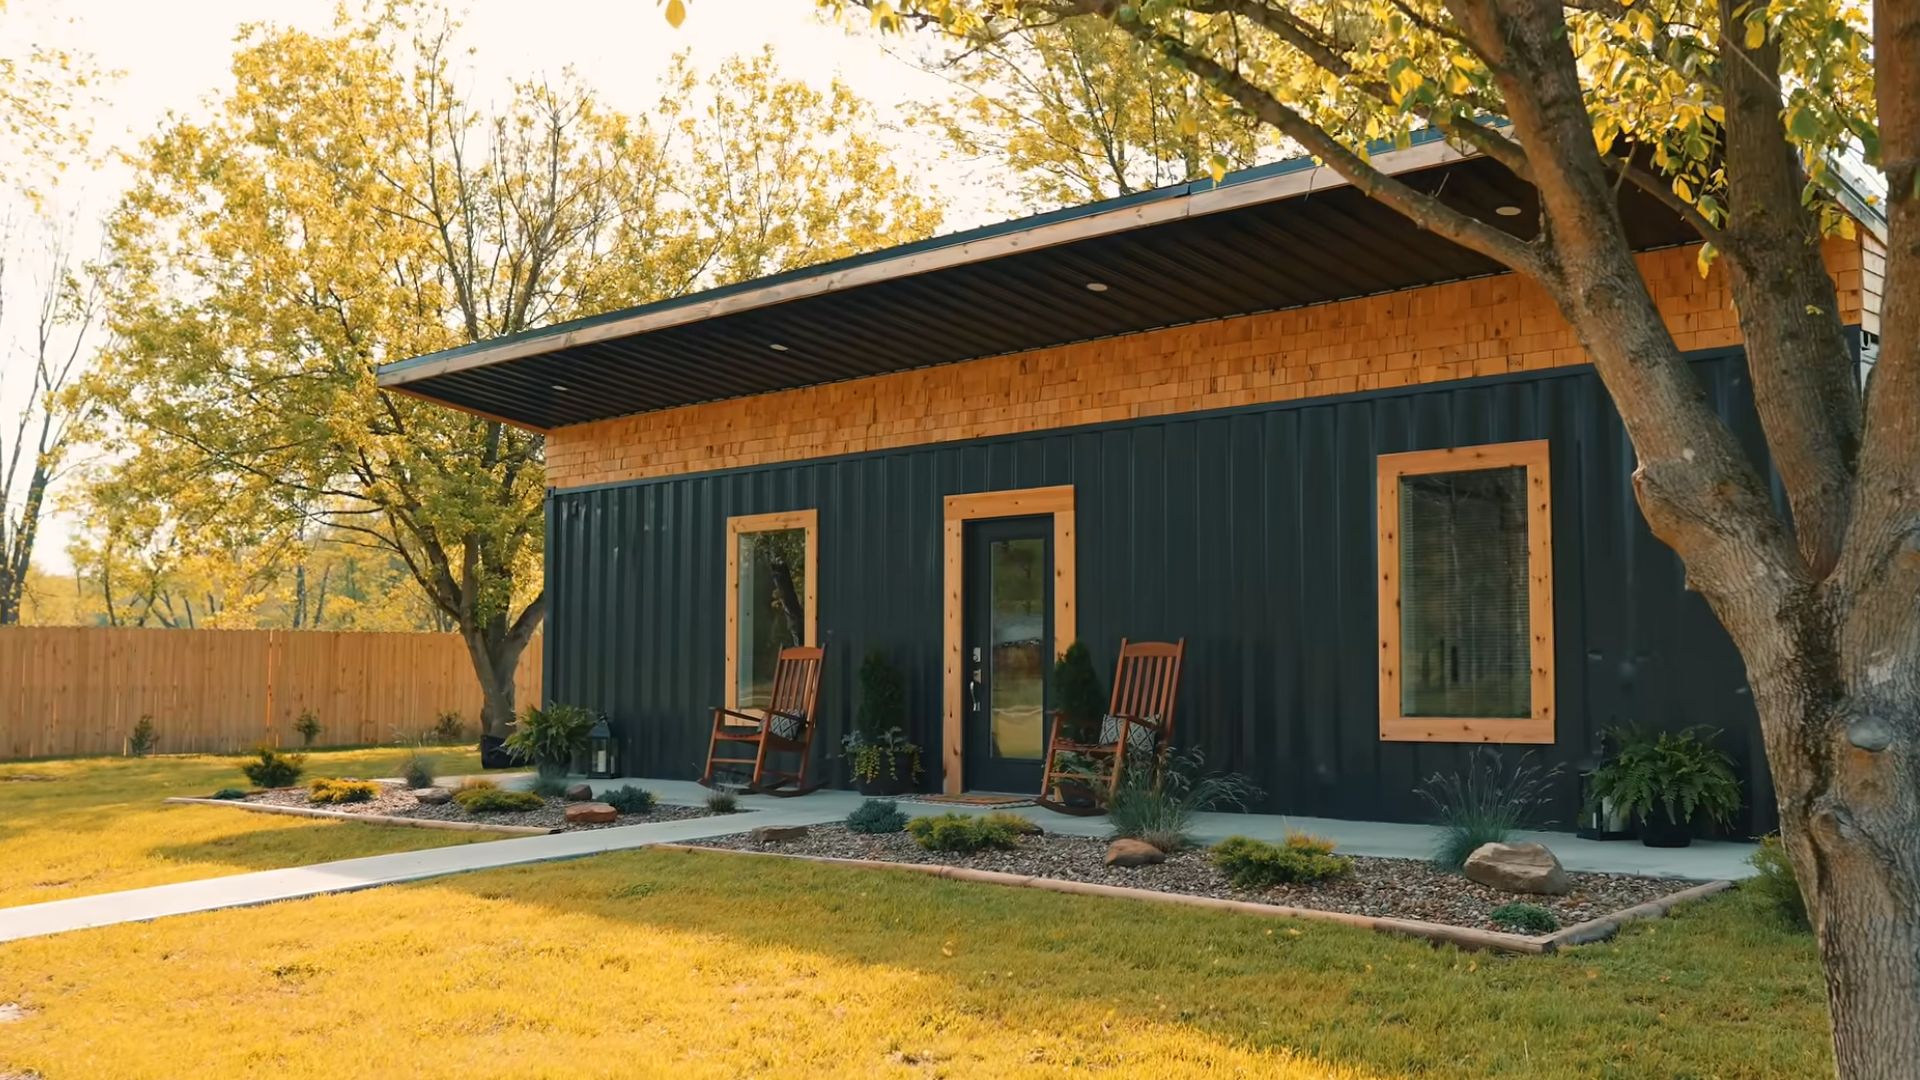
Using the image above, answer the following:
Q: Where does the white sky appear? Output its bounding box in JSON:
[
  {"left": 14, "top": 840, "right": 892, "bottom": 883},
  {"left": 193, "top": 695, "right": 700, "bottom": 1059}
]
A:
[{"left": 3, "top": 0, "right": 999, "bottom": 576}]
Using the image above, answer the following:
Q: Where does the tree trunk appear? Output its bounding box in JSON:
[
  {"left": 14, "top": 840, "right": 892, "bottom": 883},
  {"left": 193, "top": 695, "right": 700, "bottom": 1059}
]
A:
[{"left": 460, "top": 599, "right": 546, "bottom": 740}]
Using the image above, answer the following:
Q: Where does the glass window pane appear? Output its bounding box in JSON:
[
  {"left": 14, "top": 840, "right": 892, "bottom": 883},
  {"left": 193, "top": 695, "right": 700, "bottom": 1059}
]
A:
[
  {"left": 1399, "top": 465, "right": 1530, "bottom": 718},
  {"left": 737, "top": 528, "right": 807, "bottom": 709},
  {"left": 989, "top": 536, "right": 1046, "bottom": 761}
]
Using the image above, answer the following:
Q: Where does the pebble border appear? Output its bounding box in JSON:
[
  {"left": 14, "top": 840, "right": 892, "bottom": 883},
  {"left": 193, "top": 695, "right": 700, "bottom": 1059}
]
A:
[{"left": 653, "top": 843, "right": 1733, "bottom": 955}]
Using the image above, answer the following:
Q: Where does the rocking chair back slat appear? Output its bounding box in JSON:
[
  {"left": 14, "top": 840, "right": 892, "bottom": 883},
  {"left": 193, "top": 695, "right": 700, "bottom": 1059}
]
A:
[
  {"left": 767, "top": 645, "right": 824, "bottom": 722},
  {"left": 1109, "top": 638, "right": 1184, "bottom": 744}
]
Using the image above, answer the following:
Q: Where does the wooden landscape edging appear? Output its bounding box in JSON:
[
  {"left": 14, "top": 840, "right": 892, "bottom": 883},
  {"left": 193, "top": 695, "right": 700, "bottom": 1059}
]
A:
[
  {"left": 652, "top": 843, "right": 1734, "bottom": 955},
  {"left": 163, "top": 796, "right": 557, "bottom": 836}
]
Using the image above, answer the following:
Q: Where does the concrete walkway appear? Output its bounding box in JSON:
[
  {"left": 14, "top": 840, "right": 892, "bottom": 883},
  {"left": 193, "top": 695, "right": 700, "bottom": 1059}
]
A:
[{"left": 0, "top": 776, "right": 1754, "bottom": 944}]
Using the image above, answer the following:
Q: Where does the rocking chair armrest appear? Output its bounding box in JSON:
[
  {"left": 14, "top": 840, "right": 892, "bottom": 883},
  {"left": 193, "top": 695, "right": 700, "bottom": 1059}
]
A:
[
  {"left": 711, "top": 707, "right": 765, "bottom": 727},
  {"left": 764, "top": 708, "right": 808, "bottom": 726},
  {"left": 1106, "top": 712, "right": 1161, "bottom": 731}
]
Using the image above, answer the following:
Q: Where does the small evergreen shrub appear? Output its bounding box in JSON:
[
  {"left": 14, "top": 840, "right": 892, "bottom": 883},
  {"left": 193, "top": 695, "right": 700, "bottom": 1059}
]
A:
[
  {"left": 1416, "top": 747, "right": 1562, "bottom": 870},
  {"left": 241, "top": 746, "right": 306, "bottom": 788},
  {"left": 980, "top": 810, "right": 1042, "bottom": 836},
  {"left": 127, "top": 715, "right": 159, "bottom": 757},
  {"left": 845, "top": 798, "right": 909, "bottom": 834},
  {"left": 398, "top": 749, "right": 435, "bottom": 790},
  {"left": 1748, "top": 833, "right": 1811, "bottom": 930},
  {"left": 1489, "top": 902, "right": 1560, "bottom": 934},
  {"left": 1210, "top": 833, "right": 1354, "bottom": 889},
  {"left": 210, "top": 787, "right": 248, "bottom": 800},
  {"left": 601, "top": 785, "right": 656, "bottom": 815},
  {"left": 456, "top": 777, "right": 498, "bottom": 793},
  {"left": 905, "top": 812, "right": 1025, "bottom": 852},
  {"left": 527, "top": 775, "right": 570, "bottom": 799},
  {"left": 308, "top": 778, "right": 380, "bottom": 804},
  {"left": 293, "top": 709, "right": 323, "bottom": 747},
  {"left": 431, "top": 709, "right": 467, "bottom": 743},
  {"left": 1050, "top": 642, "right": 1105, "bottom": 743},
  {"left": 453, "top": 786, "right": 543, "bottom": 813},
  {"left": 705, "top": 789, "right": 739, "bottom": 814}
]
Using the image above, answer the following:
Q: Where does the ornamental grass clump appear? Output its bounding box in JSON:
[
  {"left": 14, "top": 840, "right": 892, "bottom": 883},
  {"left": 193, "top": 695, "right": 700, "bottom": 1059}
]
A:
[
  {"left": 240, "top": 746, "right": 306, "bottom": 789},
  {"left": 601, "top": 785, "right": 657, "bottom": 815},
  {"left": 397, "top": 748, "right": 435, "bottom": 790},
  {"left": 1106, "top": 746, "right": 1262, "bottom": 853},
  {"left": 846, "top": 798, "right": 909, "bottom": 834},
  {"left": 705, "top": 789, "right": 739, "bottom": 814},
  {"left": 906, "top": 812, "right": 1025, "bottom": 853},
  {"left": 1416, "top": 747, "right": 1562, "bottom": 871},
  {"left": 308, "top": 778, "right": 380, "bottom": 804},
  {"left": 1210, "top": 833, "right": 1353, "bottom": 889},
  {"left": 453, "top": 786, "right": 543, "bottom": 813},
  {"left": 1748, "top": 833, "right": 1811, "bottom": 930},
  {"left": 293, "top": 709, "right": 323, "bottom": 747}
]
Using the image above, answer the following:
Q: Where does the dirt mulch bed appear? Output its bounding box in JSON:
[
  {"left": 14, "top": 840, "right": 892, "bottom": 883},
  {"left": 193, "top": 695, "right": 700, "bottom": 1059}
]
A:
[
  {"left": 690, "top": 825, "right": 1688, "bottom": 932},
  {"left": 240, "top": 782, "right": 714, "bottom": 832}
]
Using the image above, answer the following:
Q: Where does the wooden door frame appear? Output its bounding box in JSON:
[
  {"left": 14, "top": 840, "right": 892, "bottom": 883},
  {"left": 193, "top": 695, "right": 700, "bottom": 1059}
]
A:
[{"left": 942, "top": 485, "right": 1075, "bottom": 794}]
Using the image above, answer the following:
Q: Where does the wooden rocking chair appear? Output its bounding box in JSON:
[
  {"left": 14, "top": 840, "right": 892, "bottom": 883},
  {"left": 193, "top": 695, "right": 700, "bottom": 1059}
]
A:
[
  {"left": 1036, "top": 638, "right": 1185, "bottom": 815},
  {"left": 700, "top": 645, "right": 826, "bottom": 796}
]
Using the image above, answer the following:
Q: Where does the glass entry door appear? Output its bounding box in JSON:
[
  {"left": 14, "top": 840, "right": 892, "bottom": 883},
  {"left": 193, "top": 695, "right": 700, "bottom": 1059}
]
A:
[{"left": 963, "top": 516, "right": 1053, "bottom": 793}]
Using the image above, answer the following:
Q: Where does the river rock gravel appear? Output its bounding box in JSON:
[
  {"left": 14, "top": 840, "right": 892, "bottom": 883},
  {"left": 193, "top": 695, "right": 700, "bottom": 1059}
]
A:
[
  {"left": 240, "top": 781, "right": 712, "bottom": 832},
  {"left": 692, "top": 824, "right": 1688, "bottom": 932}
]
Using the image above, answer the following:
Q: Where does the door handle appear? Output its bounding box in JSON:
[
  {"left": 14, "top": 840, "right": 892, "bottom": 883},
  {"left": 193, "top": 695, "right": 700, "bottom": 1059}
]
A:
[{"left": 968, "top": 667, "right": 981, "bottom": 712}]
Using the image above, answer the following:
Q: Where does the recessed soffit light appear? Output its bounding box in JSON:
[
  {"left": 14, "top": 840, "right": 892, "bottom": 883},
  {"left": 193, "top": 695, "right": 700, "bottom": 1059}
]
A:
[
  {"left": 1494, "top": 205, "right": 1524, "bottom": 217},
  {"left": 769, "top": 342, "right": 790, "bottom": 352},
  {"left": 551, "top": 384, "right": 569, "bottom": 392},
  {"left": 1085, "top": 281, "right": 1110, "bottom": 292}
]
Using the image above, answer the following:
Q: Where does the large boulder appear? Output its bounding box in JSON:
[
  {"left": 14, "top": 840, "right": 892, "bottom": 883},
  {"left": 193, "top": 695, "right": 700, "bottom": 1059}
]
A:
[
  {"left": 562, "top": 783, "right": 595, "bottom": 802},
  {"left": 564, "top": 801, "right": 618, "bottom": 825},
  {"left": 1104, "top": 838, "right": 1167, "bottom": 868},
  {"left": 1464, "top": 841, "right": 1571, "bottom": 896},
  {"left": 410, "top": 787, "right": 452, "bottom": 805}
]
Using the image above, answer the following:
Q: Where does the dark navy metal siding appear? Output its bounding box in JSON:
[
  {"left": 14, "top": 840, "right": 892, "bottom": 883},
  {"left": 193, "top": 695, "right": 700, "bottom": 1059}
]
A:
[{"left": 547, "top": 353, "right": 1776, "bottom": 832}]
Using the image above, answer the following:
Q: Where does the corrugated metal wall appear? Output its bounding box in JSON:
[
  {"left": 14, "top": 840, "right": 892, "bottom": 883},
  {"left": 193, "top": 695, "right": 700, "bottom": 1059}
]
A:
[{"left": 547, "top": 352, "right": 1777, "bottom": 832}]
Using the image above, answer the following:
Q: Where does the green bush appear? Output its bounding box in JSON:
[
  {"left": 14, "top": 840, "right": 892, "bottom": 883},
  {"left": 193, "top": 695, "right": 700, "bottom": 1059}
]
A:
[
  {"left": 127, "top": 715, "right": 159, "bottom": 758},
  {"left": 1748, "top": 833, "right": 1811, "bottom": 930},
  {"left": 601, "top": 785, "right": 656, "bottom": 815},
  {"left": 1050, "top": 642, "right": 1105, "bottom": 743},
  {"left": 1210, "top": 833, "right": 1353, "bottom": 889},
  {"left": 705, "top": 789, "right": 739, "bottom": 814},
  {"left": 1416, "top": 747, "right": 1562, "bottom": 870},
  {"left": 293, "top": 709, "right": 323, "bottom": 747},
  {"left": 1490, "top": 902, "right": 1560, "bottom": 934},
  {"left": 397, "top": 748, "right": 435, "bottom": 790},
  {"left": 453, "top": 786, "right": 543, "bottom": 813},
  {"left": 504, "top": 703, "right": 597, "bottom": 776},
  {"left": 431, "top": 709, "right": 467, "bottom": 743},
  {"left": 1107, "top": 745, "right": 1262, "bottom": 853},
  {"left": 308, "top": 778, "right": 380, "bottom": 804},
  {"left": 1588, "top": 724, "right": 1743, "bottom": 834},
  {"left": 845, "top": 798, "right": 909, "bottom": 834},
  {"left": 241, "top": 746, "right": 306, "bottom": 788},
  {"left": 527, "top": 774, "right": 570, "bottom": 799},
  {"left": 905, "top": 812, "right": 1026, "bottom": 853},
  {"left": 210, "top": 787, "right": 248, "bottom": 800}
]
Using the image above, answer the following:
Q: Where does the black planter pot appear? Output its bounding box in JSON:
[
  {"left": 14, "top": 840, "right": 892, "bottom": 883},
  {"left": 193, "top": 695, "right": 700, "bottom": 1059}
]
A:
[
  {"left": 1638, "top": 815, "right": 1695, "bottom": 848},
  {"left": 854, "top": 751, "right": 916, "bottom": 796}
]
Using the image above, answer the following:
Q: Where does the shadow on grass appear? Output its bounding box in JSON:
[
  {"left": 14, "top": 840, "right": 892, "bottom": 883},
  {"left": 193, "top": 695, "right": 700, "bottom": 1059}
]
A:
[
  {"left": 146, "top": 814, "right": 491, "bottom": 874},
  {"left": 405, "top": 846, "right": 1830, "bottom": 1080}
]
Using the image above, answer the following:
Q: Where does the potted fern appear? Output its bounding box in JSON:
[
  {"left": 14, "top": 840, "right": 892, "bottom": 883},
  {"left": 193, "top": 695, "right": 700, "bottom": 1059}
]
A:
[
  {"left": 504, "top": 703, "right": 598, "bottom": 779},
  {"left": 1587, "top": 725, "right": 1743, "bottom": 847},
  {"left": 842, "top": 649, "right": 922, "bottom": 795}
]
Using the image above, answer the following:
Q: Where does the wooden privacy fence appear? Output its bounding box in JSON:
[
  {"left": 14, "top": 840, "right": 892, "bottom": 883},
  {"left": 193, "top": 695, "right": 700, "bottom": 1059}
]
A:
[{"left": 0, "top": 626, "right": 543, "bottom": 760}]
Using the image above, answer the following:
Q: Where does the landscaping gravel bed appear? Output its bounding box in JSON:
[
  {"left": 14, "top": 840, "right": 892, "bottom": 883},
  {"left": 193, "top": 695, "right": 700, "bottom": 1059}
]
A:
[
  {"left": 692, "top": 825, "right": 1686, "bottom": 932},
  {"left": 241, "top": 783, "right": 715, "bottom": 832}
]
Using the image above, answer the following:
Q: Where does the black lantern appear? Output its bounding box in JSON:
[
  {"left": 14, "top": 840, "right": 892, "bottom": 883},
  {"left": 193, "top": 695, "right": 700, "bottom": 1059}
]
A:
[{"left": 587, "top": 716, "right": 620, "bottom": 780}]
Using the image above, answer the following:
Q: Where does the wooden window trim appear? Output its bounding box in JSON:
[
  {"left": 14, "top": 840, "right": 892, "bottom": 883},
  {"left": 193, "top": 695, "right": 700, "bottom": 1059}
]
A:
[
  {"left": 941, "top": 485, "right": 1076, "bottom": 794},
  {"left": 1377, "top": 441, "right": 1554, "bottom": 744},
  {"left": 724, "top": 509, "right": 819, "bottom": 715}
]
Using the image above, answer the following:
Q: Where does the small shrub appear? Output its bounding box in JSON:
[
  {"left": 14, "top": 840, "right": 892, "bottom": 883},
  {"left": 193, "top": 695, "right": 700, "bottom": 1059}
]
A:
[
  {"left": 293, "top": 709, "right": 323, "bottom": 747},
  {"left": 455, "top": 777, "right": 498, "bottom": 793},
  {"left": 1748, "top": 833, "right": 1810, "bottom": 930},
  {"left": 241, "top": 746, "right": 306, "bottom": 789},
  {"left": 905, "top": 812, "right": 1024, "bottom": 853},
  {"left": 127, "top": 715, "right": 159, "bottom": 757},
  {"left": 981, "top": 810, "right": 1042, "bottom": 836},
  {"left": 601, "top": 785, "right": 656, "bottom": 815},
  {"left": 504, "top": 703, "right": 597, "bottom": 775},
  {"left": 1050, "top": 641, "right": 1106, "bottom": 743},
  {"left": 1416, "top": 747, "right": 1562, "bottom": 870},
  {"left": 1489, "top": 902, "right": 1560, "bottom": 934},
  {"left": 705, "top": 789, "right": 739, "bottom": 814},
  {"left": 1107, "top": 746, "right": 1263, "bottom": 853},
  {"left": 397, "top": 749, "right": 435, "bottom": 790},
  {"left": 431, "top": 709, "right": 467, "bottom": 744},
  {"left": 1210, "top": 833, "right": 1353, "bottom": 889},
  {"left": 210, "top": 787, "right": 248, "bottom": 800},
  {"left": 527, "top": 775, "right": 570, "bottom": 799},
  {"left": 308, "top": 778, "right": 379, "bottom": 804},
  {"left": 453, "top": 786, "right": 543, "bottom": 813},
  {"left": 845, "top": 798, "right": 909, "bottom": 834}
]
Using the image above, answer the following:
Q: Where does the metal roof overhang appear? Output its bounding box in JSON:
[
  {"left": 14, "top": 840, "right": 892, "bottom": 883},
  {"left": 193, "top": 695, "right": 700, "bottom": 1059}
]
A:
[{"left": 376, "top": 140, "right": 1699, "bottom": 431}]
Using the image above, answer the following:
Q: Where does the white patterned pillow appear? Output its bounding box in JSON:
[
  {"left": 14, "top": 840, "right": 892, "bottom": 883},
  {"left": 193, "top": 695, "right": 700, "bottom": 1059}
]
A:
[{"left": 1098, "top": 713, "right": 1161, "bottom": 755}]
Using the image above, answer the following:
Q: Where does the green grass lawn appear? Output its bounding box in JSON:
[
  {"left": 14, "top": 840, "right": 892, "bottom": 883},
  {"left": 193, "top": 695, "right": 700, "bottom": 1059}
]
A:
[
  {"left": 0, "top": 746, "right": 493, "bottom": 909},
  {"left": 0, "top": 845, "right": 1830, "bottom": 1079}
]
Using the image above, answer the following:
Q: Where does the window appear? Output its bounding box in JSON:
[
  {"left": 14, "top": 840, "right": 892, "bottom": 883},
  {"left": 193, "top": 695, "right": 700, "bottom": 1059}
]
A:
[
  {"left": 1377, "top": 441, "right": 1553, "bottom": 743},
  {"left": 725, "top": 510, "right": 818, "bottom": 713}
]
